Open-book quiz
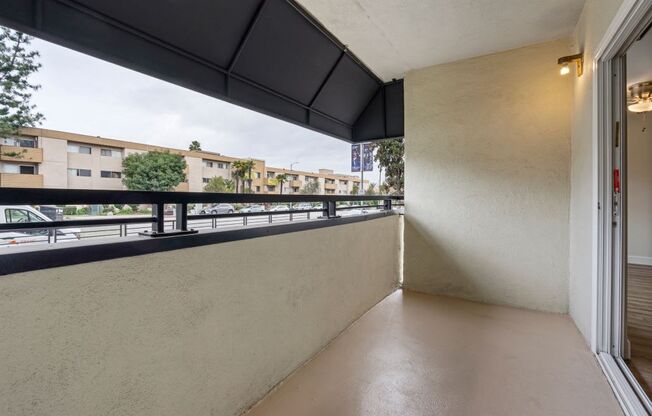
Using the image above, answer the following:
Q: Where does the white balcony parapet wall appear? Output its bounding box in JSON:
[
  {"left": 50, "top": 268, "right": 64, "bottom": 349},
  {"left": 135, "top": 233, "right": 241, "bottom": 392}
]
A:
[{"left": 0, "top": 215, "right": 400, "bottom": 416}]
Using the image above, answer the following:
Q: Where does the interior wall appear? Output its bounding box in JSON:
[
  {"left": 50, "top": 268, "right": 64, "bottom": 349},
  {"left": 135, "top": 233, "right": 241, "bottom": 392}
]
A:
[
  {"left": 403, "top": 39, "right": 572, "bottom": 313},
  {"left": 626, "top": 29, "right": 652, "bottom": 265},
  {"left": 627, "top": 113, "right": 652, "bottom": 264},
  {"left": 568, "top": 0, "right": 624, "bottom": 345},
  {"left": 0, "top": 216, "right": 400, "bottom": 416}
]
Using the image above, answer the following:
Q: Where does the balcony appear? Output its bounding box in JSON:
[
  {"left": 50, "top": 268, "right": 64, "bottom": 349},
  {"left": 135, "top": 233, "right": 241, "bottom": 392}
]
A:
[
  {"left": 0, "top": 145, "right": 43, "bottom": 163},
  {"left": 0, "top": 1, "right": 644, "bottom": 415},
  {"left": 289, "top": 179, "right": 301, "bottom": 188},
  {"left": 0, "top": 173, "right": 43, "bottom": 188},
  {"left": 324, "top": 182, "right": 337, "bottom": 191}
]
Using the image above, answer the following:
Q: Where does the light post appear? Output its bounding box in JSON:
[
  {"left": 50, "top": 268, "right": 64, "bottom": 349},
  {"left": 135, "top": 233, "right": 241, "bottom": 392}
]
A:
[{"left": 289, "top": 162, "right": 299, "bottom": 208}]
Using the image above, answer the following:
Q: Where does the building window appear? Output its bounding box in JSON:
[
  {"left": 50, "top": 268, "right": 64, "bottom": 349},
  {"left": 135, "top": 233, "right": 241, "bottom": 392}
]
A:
[
  {"left": 255, "top": 186, "right": 260, "bottom": 192},
  {"left": 2, "top": 136, "right": 36, "bottom": 148},
  {"left": 223, "top": 163, "right": 230, "bottom": 169},
  {"left": 204, "top": 161, "right": 214, "bottom": 168},
  {"left": 100, "top": 148, "right": 122, "bottom": 158},
  {"left": 267, "top": 185, "right": 275, "bottom": 191},
  {"left": 19, "top": 165, "right": 36, "bottom": 175},
  {"left": 68, "top": 168, "right": 91, "bottom": 177},
  {"left": 100, "top": 171, "right": 121, "bottom": 179},
  {"left": 202, "top": 177, "right": 210, "bottom": 183},
  {"left": 67, "top": 144, "right": 92, "bottom": 154},
  {"left": 256, "top": 172, "right": 261, "bottom": 179},
  {"left": 267, "top": 172, "right": 275, "bottom": 179}
]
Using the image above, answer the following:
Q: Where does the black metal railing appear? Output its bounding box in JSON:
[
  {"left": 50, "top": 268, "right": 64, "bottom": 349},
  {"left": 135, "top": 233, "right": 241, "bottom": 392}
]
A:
[{"left": 0, "top": 188, "right": 403, "bottom": 244}]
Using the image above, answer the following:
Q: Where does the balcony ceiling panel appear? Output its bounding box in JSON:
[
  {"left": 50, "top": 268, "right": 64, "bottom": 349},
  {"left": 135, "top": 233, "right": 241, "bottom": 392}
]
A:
[
  {"left": 73, "top": 0, "right": 264, "bottom": 68},
  {"left": 311, "top": 54, "right": 380, "bottom": 125},
  {"left": 297, "top": 0, "right": 585, "bottom": 81},
  {"left": 0, "top": 0, "right": 404, "bottom": 142},
  {"left": 231, "top": 0, "right": 343, "bottom": 105}
]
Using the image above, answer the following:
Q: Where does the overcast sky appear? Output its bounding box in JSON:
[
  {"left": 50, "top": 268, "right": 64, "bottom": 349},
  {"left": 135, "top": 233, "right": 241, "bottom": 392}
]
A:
[{"left": 28, "top": 37, "right": 380, "bottom": 178}]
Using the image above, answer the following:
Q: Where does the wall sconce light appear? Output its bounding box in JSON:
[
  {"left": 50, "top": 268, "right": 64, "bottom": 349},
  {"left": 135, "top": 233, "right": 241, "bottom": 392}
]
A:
[
  {"left": 628, "top": 81, "right": 652, "bottom": 113},
  {"left": 558, "top": 53, "right": 583, "bottom": 76}
]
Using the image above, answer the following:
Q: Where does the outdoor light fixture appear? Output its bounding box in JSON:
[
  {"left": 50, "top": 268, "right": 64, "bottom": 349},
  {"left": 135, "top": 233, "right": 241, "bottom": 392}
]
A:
[
  {"left": 628, "top": 81, "right": 652, "bottom": 113},
  {"left": 559, "top": 64, "right": 570, "bottom": 75},
  {"left": 558, "top": 53, "right": 583, "bottom": 76}
]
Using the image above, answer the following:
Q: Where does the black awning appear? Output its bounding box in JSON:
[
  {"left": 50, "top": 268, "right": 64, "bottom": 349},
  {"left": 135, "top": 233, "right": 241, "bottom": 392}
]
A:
[{"left": 0, "top": 0, "right": 403, "bottom": 142}]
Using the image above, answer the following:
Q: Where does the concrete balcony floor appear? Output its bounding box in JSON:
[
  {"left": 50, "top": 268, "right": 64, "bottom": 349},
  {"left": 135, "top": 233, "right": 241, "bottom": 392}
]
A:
[{"left": 246, "top": 290, "right": 622, "bottom": 416}]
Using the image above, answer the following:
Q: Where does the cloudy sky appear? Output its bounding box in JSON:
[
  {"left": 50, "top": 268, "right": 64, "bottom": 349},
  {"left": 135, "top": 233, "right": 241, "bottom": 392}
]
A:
[{"left": 28, "top": 36, "right": 380, "bottom": 178}]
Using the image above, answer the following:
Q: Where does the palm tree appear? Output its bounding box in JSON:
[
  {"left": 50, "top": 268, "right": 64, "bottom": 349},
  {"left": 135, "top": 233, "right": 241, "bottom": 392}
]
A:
[
  {"left": 232, "top": 159, "right": 256, "bottom": 193},
  {"left": 276, "top": 173, "right": 288, "bottom": 195},
  {"left": 232, "top": 160, "right": 249, "bottom": 193}
]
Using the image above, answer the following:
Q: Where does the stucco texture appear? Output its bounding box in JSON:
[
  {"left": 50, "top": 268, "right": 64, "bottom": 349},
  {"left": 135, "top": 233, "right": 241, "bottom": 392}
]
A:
[
  {"left": 568, "top": 0, "right": 623, "bottom": 344},
  {"left": 403, "top": 39, "right": 572, "bottom": 313},
  {"left": 0, "top": 216, "right": 400, "bottom": 416}
]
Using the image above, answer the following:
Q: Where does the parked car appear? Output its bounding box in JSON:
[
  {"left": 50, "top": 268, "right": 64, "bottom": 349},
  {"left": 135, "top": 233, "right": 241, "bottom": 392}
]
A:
[
  {"left": 239, "top": 204, "right": 265, "bottom": 213},
  {"left": 294, "top": 203, "right": 314, "bottom": 211},
  {"left": 200, "top": 203, "right": 235, "bottom": 215},
  {"left": 269, "top": 205, "right": 290, "bottom": 212},
  {"left": 0, "top": 205, "right": 81, "bottom": 245}
]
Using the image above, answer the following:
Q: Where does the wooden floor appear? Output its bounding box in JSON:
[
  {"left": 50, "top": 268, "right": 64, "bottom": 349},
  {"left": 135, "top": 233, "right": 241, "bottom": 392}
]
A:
[{"left": 627, "top": 263, "right": 652, "bottom": 397}]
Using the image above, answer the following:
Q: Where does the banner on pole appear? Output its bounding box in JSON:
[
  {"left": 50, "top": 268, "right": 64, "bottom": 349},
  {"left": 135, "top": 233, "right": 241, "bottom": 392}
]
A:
[
  {"left": 351, "top": 144, "right": 361, "bottom": 172},
  {"left": 362, "top": 143, "right": 374, "bottom": 172}
]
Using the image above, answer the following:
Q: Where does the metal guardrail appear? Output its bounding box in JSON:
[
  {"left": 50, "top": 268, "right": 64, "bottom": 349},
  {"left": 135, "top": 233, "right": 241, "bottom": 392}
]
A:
[{"left": 0, "top": 188, "right": 404, "bottom": 240}]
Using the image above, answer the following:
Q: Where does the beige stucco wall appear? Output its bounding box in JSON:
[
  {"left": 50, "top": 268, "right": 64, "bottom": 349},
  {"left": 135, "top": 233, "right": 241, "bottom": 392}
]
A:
[
  {"left": 403, "top": 39, "right": 572, "bottom": 313},
  {"left": 568, "top": 0, "right": 624, "bottom": 344},
  {"left": 0, "top": 216, "right": 400, "bottom": 416},
  {"left": 186, "top": 156, "right": 204, "bottom": 192},
  {"left": 40, "top": 136, "right": 68, "bottom": 188},
  {"left": 627, "top": 113, "right": 652, "bottom": 263}
]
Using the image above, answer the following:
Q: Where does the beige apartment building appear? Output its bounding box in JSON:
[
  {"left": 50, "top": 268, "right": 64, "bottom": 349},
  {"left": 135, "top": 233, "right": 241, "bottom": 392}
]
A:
[{"left": 0, "top": 127, "right": 367, "bottom": 194}]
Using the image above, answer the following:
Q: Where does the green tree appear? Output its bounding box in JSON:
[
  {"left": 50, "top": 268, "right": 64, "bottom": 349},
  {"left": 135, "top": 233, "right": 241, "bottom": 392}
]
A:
[
  {"left": 300, "top": 179, "right": 320, "bottom": 195},
  {"left": 275, "top": 173, "right": 288, "bottom": 195},
  {"left": 373, "top": 138, "right": 404, "bottom": 195},
  {"left": 122, "top": 151, "right": 187, "bottom": 191},
  {"left": 232, "top": 159, "right": 255, "bottom": 193},
  {"left": 204, "top": 176, "right": 234, "bottom": 193},
  {"left": 350, "top": 184, "right": 359, "bottom": 195},
  {"left": 188, "top": 140, "right": 202, "bottom": 151},
  {"left": 365, "top": 182, "right": 376, "bottom": 195},
  {"left": 0, "top": 28, "right": 44, "bottom": 138}
]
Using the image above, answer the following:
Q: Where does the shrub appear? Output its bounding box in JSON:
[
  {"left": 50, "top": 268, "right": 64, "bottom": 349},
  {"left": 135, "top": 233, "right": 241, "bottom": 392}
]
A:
[{"left": 118, "top": 205, "right": 133, "bottom": 215}]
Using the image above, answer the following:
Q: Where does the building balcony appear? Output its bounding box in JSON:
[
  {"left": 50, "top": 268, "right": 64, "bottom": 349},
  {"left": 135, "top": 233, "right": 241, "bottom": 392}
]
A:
[
  {"left": 0, "top": 145, "right": 43, "bottom": 163},
  {"left": 289, "top": 179, "right": 301, "bottom": 188},
  {"left": 324, "top": 182, "right": 337, "bottom": 191},
  {"left": 0, "top": 172, "right": 43, "bottom": 188}
]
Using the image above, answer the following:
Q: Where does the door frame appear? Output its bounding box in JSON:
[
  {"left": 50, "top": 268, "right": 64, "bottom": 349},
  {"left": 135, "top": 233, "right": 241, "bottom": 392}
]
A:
[{"left": 594, "top": 0, "right": 652, "bottom": 414}]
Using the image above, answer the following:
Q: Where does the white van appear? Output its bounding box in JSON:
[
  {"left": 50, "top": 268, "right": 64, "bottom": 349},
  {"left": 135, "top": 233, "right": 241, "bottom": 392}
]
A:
[{"left": 0, "top": 205, "right": 81, "bottom": 246}]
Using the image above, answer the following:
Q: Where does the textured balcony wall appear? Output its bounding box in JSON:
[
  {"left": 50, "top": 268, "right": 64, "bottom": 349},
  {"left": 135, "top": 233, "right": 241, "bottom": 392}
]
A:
[
  {"left": 568, "top": 0, "right": 624, "bottom": 345},
  {"left": 0, "top": 216, "right": 400, "bottom": 416},
  {"left": 403, "top": 39, "right": 572, "bottom": 313}
]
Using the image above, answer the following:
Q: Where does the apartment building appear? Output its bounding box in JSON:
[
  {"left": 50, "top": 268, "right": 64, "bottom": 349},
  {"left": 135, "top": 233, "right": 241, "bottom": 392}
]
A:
[{"left": 0, "top": 128, "right": 366, "bottom": 194}]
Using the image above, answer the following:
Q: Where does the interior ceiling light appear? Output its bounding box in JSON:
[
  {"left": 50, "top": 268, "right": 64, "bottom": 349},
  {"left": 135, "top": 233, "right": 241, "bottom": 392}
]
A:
[
  {"left": 628, "top": 81, "right": 652, "bottom": 113},
  {"left": 557, "top": 53, "right": 583, "bottom": 76}
]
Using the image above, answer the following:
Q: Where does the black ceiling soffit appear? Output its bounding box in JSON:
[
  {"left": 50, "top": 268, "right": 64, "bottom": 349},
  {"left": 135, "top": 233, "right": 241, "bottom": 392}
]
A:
[{"left": 0, "top": 0, "right": 404, "bottom": 142}]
